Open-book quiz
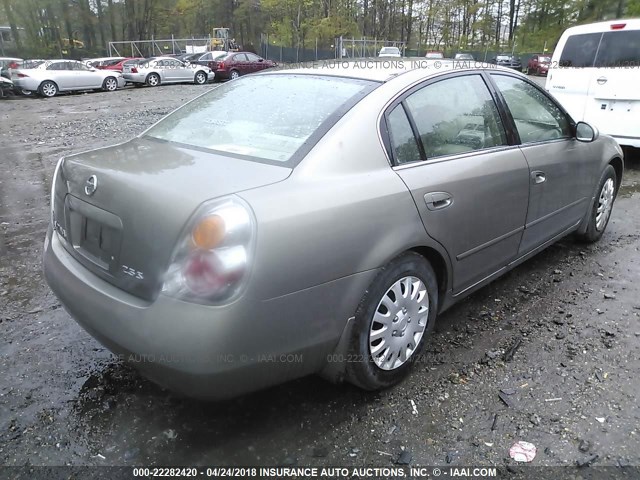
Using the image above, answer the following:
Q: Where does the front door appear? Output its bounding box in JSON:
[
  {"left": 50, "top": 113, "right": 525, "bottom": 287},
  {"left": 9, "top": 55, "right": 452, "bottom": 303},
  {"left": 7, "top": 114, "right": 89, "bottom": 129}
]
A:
[
  {"left": 388, "top": 73, "right": 530, "bottom": 293},
  {"left": 490, "top": 74, "right": 595, "bottom": 254}
]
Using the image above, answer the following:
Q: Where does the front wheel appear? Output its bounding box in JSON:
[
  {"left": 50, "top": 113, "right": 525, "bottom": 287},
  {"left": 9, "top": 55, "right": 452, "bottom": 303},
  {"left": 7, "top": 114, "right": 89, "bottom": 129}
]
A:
[
  {"left": 103, "top": 76, "right": 118, "bottom": 91},
  {"left": 346, "top": 252, "right": 438, "bottom": 391},
  {"left": 576, "top": 165, "right": 617, "bottom": 243}
]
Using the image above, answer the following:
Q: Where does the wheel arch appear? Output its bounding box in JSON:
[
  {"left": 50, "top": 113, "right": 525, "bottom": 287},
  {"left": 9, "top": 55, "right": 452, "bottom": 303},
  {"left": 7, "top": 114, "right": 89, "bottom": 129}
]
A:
[
  {"left": 609, "top": 156, "right": 623, "bottom": 193},
  {"left": 408, "top": 246, "right": 449, "bottom": 307}
]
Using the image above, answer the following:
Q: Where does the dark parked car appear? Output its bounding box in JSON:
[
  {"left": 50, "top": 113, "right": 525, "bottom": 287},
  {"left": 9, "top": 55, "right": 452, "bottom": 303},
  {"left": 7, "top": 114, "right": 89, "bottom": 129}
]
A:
[
  {"left": 526, "top": 54, "right": 551, "bottom": 76},
  {"left": 492, "top": 54, "right": 522, "bottom": 71},
  {"left": 211, "top": 52, "right": 276, "bottom": 80}
]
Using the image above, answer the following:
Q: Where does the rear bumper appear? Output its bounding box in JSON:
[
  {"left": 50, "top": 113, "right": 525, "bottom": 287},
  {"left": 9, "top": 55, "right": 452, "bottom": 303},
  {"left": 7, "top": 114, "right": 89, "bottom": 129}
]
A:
[{"left": 43, "top": 227, "right": 370, "bottom": 398}]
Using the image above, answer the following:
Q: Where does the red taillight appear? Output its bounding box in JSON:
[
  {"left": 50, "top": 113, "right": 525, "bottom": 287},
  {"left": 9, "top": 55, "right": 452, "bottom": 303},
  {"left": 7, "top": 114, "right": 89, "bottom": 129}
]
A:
[
  {"left": 17, "top": 73, "right": 29, "bottom": 78},
  {"left": 611, "top": 23, "right": 626, "bottom": 30},
  {"left": 217, "top": 62, "right": 225, "bottom": 70},
  {"left": 131, "top": 67, "right": 138, "bottom": 73}
]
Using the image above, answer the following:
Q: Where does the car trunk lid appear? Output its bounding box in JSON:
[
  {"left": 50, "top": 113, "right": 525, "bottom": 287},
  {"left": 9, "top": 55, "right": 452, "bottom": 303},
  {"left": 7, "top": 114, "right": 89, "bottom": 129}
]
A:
[{"left": 52, "top": 137, "right": 291, "bottom": 301}]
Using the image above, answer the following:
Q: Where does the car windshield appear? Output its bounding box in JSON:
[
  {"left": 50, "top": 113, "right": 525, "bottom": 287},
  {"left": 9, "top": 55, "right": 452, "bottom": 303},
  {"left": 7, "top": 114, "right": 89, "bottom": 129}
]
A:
[
  {"left": 144, "top": 74, "right": 377, "bottom": 164},
  {"left": 381, "top": 47, "right": 400, "bottom": 54},
  {"left": 496, "top": 55, "right": 511, "bottom": 61}
]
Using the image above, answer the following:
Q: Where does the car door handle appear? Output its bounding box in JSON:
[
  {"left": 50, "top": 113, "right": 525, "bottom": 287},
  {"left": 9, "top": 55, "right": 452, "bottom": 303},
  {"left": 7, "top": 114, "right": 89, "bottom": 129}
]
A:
[
  {"left": 597, "top": 76, "right": 608, "bottom": 85},
  {"left": 424, "top": 192, "right": 453, "bottom": 211},
  {"left": 531, "top": 171, "right": 546, "bottom": 184}
]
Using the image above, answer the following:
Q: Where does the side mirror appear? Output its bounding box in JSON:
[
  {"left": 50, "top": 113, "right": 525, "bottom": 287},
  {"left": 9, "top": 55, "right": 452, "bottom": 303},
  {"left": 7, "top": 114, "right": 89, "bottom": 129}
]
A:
[
  {"left": 576, "top": 122, "right": 598, "bottom": 142},
  {"left": 258, "top": 58, "right": 264, "bottom": 62}
]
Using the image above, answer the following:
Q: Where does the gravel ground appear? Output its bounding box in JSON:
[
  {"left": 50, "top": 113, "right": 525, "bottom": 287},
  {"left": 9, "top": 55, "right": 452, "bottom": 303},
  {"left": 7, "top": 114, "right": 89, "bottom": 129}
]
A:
[{"left": 1, "top": 78, "right": 640, "bottom": 470}]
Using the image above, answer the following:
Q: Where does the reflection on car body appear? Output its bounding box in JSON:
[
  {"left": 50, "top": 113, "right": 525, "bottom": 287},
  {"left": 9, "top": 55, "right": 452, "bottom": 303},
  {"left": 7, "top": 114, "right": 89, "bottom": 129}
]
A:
[{"left": 44, "top": 63, "right": 623, "bottom": 399}]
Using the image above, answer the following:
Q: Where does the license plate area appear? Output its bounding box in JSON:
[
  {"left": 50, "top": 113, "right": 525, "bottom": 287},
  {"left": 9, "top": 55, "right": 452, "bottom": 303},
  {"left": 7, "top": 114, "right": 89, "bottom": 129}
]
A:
[{"left": 65, "top": 195, "right": 123, "bottom": 271}]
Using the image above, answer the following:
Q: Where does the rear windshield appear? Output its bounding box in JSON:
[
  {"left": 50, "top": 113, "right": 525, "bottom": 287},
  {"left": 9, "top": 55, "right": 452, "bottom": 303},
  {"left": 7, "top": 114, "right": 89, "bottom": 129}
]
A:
[
  {"left": 596, "top": 30, "right": 640, "bottom": 67},
  {"left": 560, "top": 29, "right": 640, "bottom": 67},
  {"left": 144, "top": 74, "right": 377, "bottom": 165}
]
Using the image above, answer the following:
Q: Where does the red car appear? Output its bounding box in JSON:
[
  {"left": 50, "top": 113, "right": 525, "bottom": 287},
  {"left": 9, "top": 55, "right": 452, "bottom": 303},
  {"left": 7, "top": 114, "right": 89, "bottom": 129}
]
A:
[
  {"left": 210, "top": 52, "right": 276, "bottom": 80},
  {"left": 100, "top": 57, "right": 144, "bottom": 73},
  {"left": 526, "top": 54, "right": 551, "bottom": 76}
]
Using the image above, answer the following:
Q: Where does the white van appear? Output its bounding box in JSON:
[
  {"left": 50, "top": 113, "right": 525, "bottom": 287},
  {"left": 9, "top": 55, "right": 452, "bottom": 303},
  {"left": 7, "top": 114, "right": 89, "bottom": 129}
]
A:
[{"left": 546, "top": 19, "right": 640, "bottom": 148}]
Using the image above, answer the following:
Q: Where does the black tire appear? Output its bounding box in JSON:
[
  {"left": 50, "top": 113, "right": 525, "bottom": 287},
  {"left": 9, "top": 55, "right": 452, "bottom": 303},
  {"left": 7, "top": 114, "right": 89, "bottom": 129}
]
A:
[
  {"left": 39, "top": 80, "right": 58, "bottom": 98},
  {"left": 103, "top": 76, "right": 118, "bottom": 92},
  {"left": 229, "top": 69, "right": 240, "bottom": 80},
  {"left": 194, "top": 71, "right": 207, "bottom": 85},
  {"left": 346, "top": 252, "right": 438, "bottom": 391},
  {"left": 146, "top": 73, "right": 161, "bottom": 87},
  {"left": 576, "top": 165, "right": 617, "bottom": 243}
]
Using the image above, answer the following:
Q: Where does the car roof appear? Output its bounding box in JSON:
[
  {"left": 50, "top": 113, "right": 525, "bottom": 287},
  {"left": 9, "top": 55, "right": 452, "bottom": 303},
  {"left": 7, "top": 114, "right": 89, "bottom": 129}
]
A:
[
  {"left": 271, "top": 60, "right": 519, "bottom": 82},
  {"left": 560, "top": 18, "right": 640, "bottom": 35}
]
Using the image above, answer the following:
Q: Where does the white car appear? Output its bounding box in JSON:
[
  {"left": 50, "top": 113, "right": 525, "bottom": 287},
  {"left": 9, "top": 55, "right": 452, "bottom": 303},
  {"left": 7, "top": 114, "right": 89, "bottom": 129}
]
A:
[
  {"left": 122, "top": 57, "right": 214, "bottom": 87},
  {"left": 12, "top": 59, "right": 125, "bottom": 97},
  {"left": 546, "top": 18, "right": 640, "bottom": 148},
  {"left": 378, "top": 47, "right": 402, "bottom": 58}
]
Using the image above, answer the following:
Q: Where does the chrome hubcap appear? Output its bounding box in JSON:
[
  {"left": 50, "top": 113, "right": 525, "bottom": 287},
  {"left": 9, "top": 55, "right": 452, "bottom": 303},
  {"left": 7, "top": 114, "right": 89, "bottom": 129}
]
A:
[
  {"left": 596, "top": 178, "right": 614, "bottom": 231},
  {"left": 369, "top": 276, "right": 429, "bottom": 371},
  {"left": 149, "top": 76, "right": 159, "bottom": 86},
  {"left": 231, "top": 72, "right": 239, "bottom": 79},
  {"left": 106, "top": 79, "right": 117, "bottom": 90},
  {"left": 196, "top": 73, "right": 205, "bottom": 83}
]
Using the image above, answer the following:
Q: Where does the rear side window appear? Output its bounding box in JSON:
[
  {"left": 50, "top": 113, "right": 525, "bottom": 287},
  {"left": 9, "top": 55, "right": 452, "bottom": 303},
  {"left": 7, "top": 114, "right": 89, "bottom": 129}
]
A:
[
  {"left": 403, "top": 75, "right": 507, "bottom": 159},
  {"left": 144, "top": 74, "right": 377, "bottom": 164},
  {"left": 387, "top": 105, "right": 421, "bottom": 165},
  {"left": 559, "top": 33, "right": 602, "bottom": 67},
  {"left": 595, "top": 30, "right": 640, "bottom": 67}
]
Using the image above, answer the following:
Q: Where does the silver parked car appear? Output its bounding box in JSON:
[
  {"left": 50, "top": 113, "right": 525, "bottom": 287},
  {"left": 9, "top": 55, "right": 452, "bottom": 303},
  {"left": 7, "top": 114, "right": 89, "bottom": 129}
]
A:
[
  {"left": 44, "top": 64, "right": 623, "bottom": 399},
  {"left": 122, "top": 56, "right": 214, "bottom": 86},
  {"left": 12, "top": 60, "right": 125, "bottom": 97}
]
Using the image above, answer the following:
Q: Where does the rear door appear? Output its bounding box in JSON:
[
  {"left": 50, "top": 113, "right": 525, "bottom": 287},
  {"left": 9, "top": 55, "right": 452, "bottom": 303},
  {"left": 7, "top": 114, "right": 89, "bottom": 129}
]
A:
[
  {"left": 47, "top": 61, "right": 76, "bottom": 90},
  {"left": 583, "top": 27, "right": 640, "bottom": 143},
  {"left": 232, "top": 53, "right": 249, "bottom": 74},
  {"left": 546, "top": 31, "right": 601, "bottom": 121},
  {"left": 491, "top": 74, "right": 596, "bottom": 254},
  {"left": 388, "top": 73, "right": 530, "bottom": 293}
]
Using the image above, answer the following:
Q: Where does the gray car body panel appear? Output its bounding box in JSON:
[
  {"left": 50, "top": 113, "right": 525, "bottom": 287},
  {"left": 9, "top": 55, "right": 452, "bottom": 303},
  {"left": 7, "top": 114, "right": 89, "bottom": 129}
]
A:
[{"left": 44, "top": 65, "right": 623, "bottom": 398}]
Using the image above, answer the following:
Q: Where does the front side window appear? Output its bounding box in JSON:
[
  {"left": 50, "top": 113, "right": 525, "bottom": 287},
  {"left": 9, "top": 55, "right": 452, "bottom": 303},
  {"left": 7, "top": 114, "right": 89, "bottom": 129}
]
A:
[
  {"left": 492, "top": 74, "right": 572, "bottom": 143},
  {"left": 559, "top": 33, "right": 602, "bottom": 67},
  {"left": 402, "top": 75, "right": 507, "bottom": 159},
  {"left": 144, "top": 74, "right": 377, "bottom": 164},
  {"left": 246, "top": 53, "right": 261, "bottom": 62}
]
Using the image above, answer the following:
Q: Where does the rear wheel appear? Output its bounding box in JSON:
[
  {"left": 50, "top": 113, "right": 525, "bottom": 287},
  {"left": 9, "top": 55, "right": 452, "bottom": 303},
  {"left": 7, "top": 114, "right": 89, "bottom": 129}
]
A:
[
  {"left": 229, "top": 69, "right": 240, "bottom": 80},
  {"left": 103, "top": 76, "right": 118, "bottom": 91},
  {"left": 146, "top": 73, "right": 160, "bottom": 87},
  {"left": 346, "top": 252, "right": 438, "bottom": 391},
  {"left": 39, "top": 81, "right": 58, "bottom": 98},
  {"left": 194, "top": 71, "right": 207, "bottom": 85},
  {"left": 576, "top": 165, "right": 617, "bottom": 243}
]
